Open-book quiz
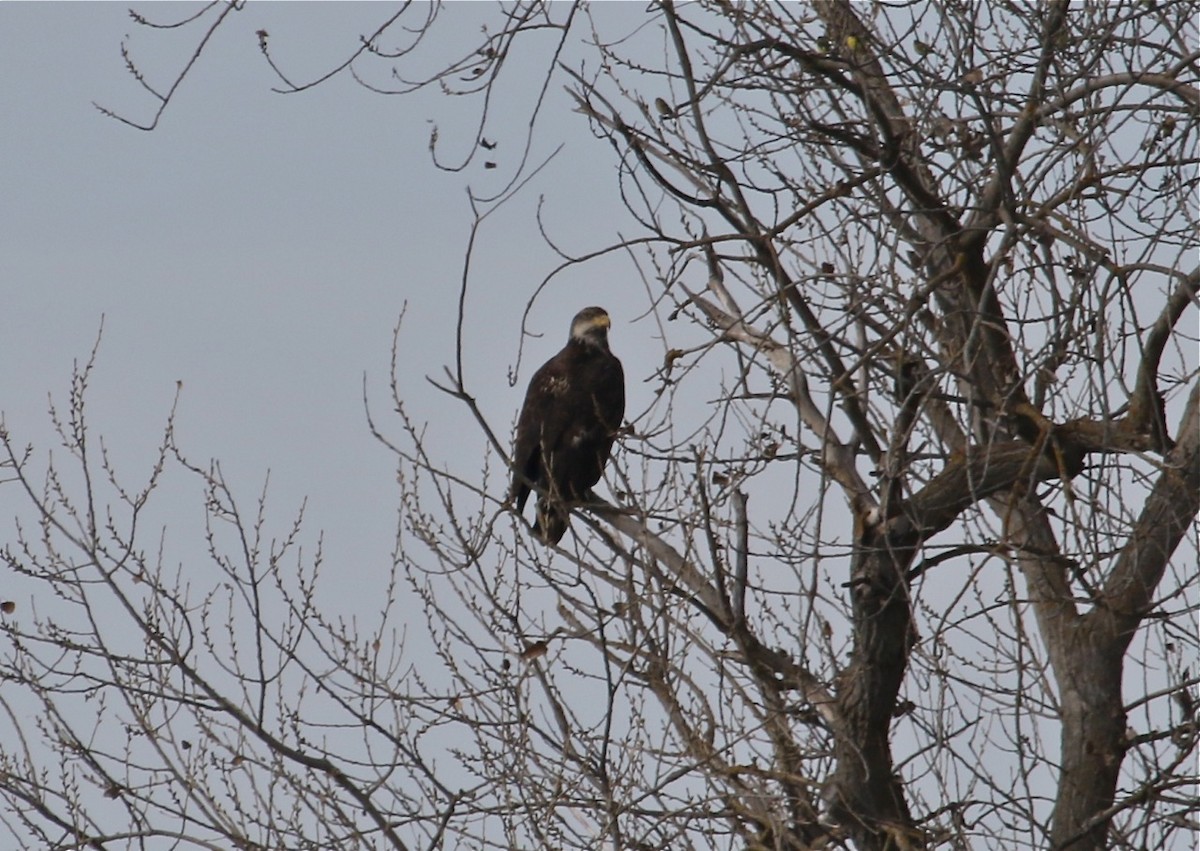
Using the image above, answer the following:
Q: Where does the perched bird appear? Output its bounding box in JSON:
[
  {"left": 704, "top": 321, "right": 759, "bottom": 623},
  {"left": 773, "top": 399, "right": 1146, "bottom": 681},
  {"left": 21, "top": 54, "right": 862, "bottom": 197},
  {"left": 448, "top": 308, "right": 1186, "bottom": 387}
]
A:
[{"left": 512, "top": 306, "right": 625, "bottom": 545}]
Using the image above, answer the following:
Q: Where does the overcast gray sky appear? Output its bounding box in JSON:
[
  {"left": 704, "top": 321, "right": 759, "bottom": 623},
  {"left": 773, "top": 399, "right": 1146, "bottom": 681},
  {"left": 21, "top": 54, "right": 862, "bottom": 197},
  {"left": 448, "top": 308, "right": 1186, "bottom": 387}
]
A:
[
  {"left": 1, "top": 2, "right": 660, "bottom": 590},
  {"left": 3, "top": 5, "right": 1196, "bottom": 848}
]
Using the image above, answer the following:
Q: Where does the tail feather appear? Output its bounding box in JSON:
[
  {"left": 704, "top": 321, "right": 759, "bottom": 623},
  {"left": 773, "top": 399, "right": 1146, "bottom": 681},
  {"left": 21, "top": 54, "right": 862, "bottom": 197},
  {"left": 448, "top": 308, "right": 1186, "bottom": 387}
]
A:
[{"left": 534, "top": 498, "right": 570, "bottom": 545}]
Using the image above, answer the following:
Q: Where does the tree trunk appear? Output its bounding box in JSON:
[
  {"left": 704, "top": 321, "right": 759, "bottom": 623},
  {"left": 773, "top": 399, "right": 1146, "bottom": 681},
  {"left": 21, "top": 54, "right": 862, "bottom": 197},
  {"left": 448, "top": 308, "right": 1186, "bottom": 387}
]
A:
[
  {"left": 827, "top": 531, "right": 920, "bottom": 849},
  {"left": 1051, "top": 636, "right": 1128, "bottom": 850}
]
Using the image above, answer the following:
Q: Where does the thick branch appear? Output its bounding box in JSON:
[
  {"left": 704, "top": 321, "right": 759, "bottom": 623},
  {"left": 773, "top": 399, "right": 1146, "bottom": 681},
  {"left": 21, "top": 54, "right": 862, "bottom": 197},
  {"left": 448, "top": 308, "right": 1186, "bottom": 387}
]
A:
[
  {"left": 1101, "top": 381, "right": 1200, "bottom": 634},
  {"left": 890, "top": 438, "right": 1079, "bottom": 542},
  {"left": 686, "top": 287, "right": 871, "bottom": 504},
  {"left": 1127, "top": 267, "right": 1200, "bottom": 450}
]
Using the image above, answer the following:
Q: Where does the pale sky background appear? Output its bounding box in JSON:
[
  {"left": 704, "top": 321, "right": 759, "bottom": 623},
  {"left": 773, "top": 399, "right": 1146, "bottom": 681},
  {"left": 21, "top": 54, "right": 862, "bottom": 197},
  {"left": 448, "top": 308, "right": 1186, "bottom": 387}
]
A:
[
  {"left": 0, "top": 10, "right": 676, "bottom": 835},
  {"left": 1, "top": 2, "right": 660, "bottom": 596},
  {"left": 1, "top": 5, "right": 1195, "bottom": 847}
]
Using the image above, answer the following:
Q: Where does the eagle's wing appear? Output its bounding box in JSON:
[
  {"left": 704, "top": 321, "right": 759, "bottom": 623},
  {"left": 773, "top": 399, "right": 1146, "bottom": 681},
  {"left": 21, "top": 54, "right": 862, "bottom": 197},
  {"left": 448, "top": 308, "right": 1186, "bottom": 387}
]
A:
[{"left": 512, "top": 355, "right": 571, "bottom": 512}]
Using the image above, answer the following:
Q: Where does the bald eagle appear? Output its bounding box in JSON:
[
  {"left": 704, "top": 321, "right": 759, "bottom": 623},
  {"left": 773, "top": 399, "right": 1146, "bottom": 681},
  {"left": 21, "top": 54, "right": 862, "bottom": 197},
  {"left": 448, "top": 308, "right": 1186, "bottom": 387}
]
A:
[{"left": 512, "top": 306, "right": 625, "bottom": 545}]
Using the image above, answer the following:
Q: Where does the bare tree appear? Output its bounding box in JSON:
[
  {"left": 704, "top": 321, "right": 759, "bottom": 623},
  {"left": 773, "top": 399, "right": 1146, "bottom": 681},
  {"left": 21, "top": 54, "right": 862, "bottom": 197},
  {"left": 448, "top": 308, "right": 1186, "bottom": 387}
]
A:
[{"left": 3, "top": 2, "right": 1198, "bottom": 850}]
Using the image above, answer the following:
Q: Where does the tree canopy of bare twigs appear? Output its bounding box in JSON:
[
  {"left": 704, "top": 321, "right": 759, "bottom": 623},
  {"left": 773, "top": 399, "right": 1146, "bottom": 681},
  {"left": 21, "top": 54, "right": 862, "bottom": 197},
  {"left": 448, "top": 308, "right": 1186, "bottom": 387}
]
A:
[{"left": 2, "top": 2, "right": 1198, "bottom": 850}]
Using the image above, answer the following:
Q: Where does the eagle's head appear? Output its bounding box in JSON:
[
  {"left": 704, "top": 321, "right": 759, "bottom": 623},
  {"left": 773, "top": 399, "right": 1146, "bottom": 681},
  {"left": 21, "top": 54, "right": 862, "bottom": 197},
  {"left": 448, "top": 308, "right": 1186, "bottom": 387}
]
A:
[{"left": 570, "top": 306, "right": 613, "bottom": 349}]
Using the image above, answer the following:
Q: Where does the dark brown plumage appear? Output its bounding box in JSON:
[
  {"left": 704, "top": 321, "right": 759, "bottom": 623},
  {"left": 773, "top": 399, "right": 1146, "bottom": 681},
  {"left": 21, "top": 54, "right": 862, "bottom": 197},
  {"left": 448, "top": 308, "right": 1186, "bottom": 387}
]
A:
[{"left": 512, "top": 306, "right": 625, "bottom": 544}]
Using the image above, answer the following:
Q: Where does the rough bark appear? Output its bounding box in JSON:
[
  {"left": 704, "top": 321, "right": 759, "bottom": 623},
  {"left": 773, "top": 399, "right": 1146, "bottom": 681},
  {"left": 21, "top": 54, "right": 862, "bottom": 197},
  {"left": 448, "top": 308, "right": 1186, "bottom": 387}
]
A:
[
  {"left": 1048, "top": 383, "right": 1200, "bottom": 850},
  {"left": 826, "top": 532, "right": 920, "bottom": 849}
]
